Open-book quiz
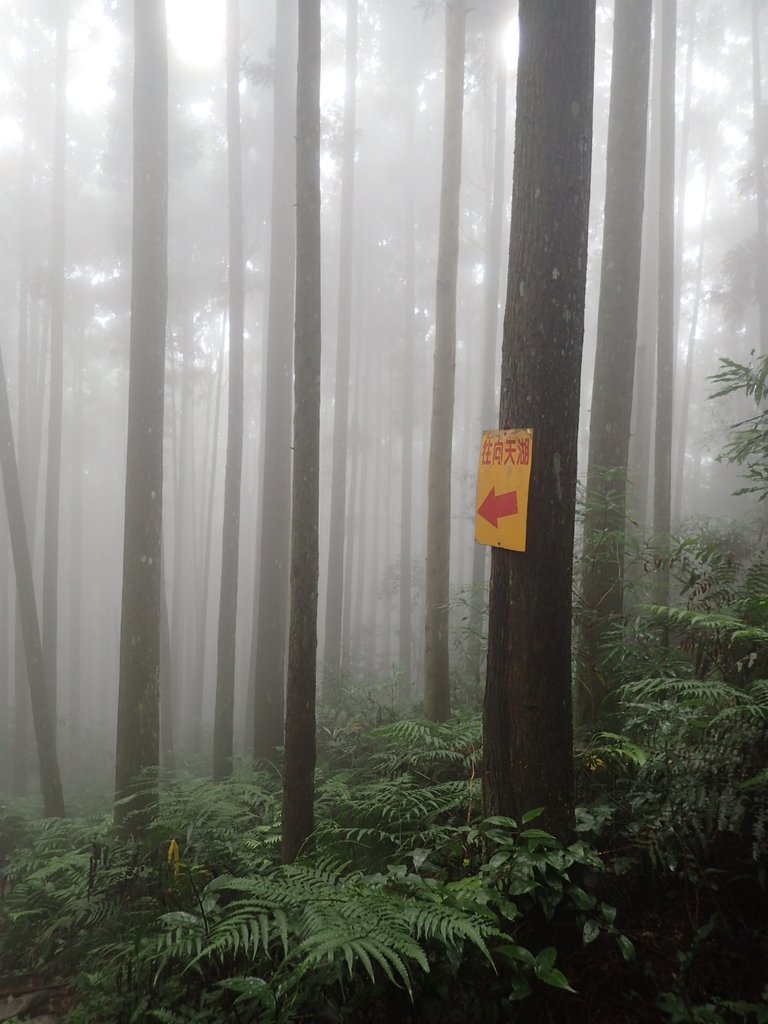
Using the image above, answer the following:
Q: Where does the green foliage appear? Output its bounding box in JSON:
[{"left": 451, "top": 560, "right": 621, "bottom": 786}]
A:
[
  {"left": 0, "top": 720, "right": 606, "bottom": 1024},
  {"left": 710, "top": 354, "right": 768, "bottom": 500},
  {"left": 313, "top": 715, "right": 481, "bottom": 867}
]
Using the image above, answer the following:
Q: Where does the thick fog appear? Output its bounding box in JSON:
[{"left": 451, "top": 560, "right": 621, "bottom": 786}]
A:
[{"left": 0, "top": 0, "right": 765, "bottom": 795}]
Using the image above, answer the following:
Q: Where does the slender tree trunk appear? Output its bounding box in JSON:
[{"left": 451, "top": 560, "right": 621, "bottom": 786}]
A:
[
  {"left": 13, "top": 127, "right": 33, "bottom": 798},
  {"left": 42, "top": 1, "right": 68, "bottom": 734},
  {"left": 213, "top": 0, "right": 245, "bottom": 781},
  {"left": 381, "top": 407, "right": 395, "bottom": 673},
  {"left": 424, "top": 0, "right": 467, "bottom": 722},
  {"left": 67, "top": 324, "right": 84, "bottom": 776},
  {"left": 169, "top": 322, "right": 193, "bottom": 745},
  {"left": 366, "top": 429, "right": 384, "bottom": 677},
  {"left": 673, "top": 172, "right": 709, "bottom": 521},
  {"left": 282, "top": 0, "right": 322, "bottom": 865},
  {"left": 159, "top": 554, "right": 174, "bottom": 768},
  {"left": 653, "top": 0, "right": 677, "bottom": 608},
  {"left": 0, "top": 341, "right": 64, "bottom": 818},
  {"left": 192, "top": 336, "right": 224, "bottom": 747},
  {"left": 578, "top": 0, "right": 651, "bottom": 723},
  {"left": 752, "top": 0, "right": 768, "bottom": 356},
  {"left": 114, "top": 0, "right": 168, "bottom": 836},
  {"left": 670, "top": 3, "right": 696, "bottom": 520},
  {"left": 253, "top": 0, "right": 298, "bottom": 760},
  {"left": 483, "top": 0, "right": 595, "bottom": 839},
  {"left": 323, "top": 0, "right": 358, "bottom": 701},
  {"left": 629, "top": 13, "right": 662, "bottom": 533},
  {"left": 350, "top": 347, "right": 371, "bottom": 673},
  {"left": 468, "top": 39, "right": 507, "bottom": 685},
  {"left": 0, "top": 513, "right": 10, "bottom": 789},
  {"left": 398, "top": 93, "right": 416, "bottom": 703},
  {"left": 342, "top": 352, "right": 362, "bottom": 671}
]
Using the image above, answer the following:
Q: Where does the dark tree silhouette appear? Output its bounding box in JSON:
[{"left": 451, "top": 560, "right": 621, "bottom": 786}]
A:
[
  {"left": 252, "top": 0, "right": 297, "bottom": 760},
  {"left": 213, "top": 0, "right": 245, "bottom": 782},
  {"left": 282, "top": 0, "right": 322, "bottom": 865},
  {"left": 0, "top": 340, "right": 64, "bottom": 818},
  {"left": 424, "top": 0, "right": 467, "bottom": 722},
  {"left": 114, "top": 0, "right": 168, "bottom": 835},
  {"left": 483, "top": 0, "right": 596, "bottom": 839},
  {"left": 653, "top": 0, "right": 677, "bottom": 608},
  {"left": 578, "top": 0, "right": 652, "bottom": 723}
]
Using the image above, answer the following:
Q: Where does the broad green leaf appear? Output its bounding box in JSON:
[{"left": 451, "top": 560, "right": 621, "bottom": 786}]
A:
[
  {"left": 521, "top": 807, "right": 545, "bottom": 824},
  {"left": 537, "top": 966, "right": 576, "bottom": 992},
  {"left": 583, "top": 919, "right": 600, "bottom": 945},
  {"left": 495, "top": 943, "right": 535, "bottom": 968},
  {"left": 508, "top": 977, "right": 532, "bottom": 1001},
  {"left": 533, "top": 946, "right": 558, "bottom": 975}
]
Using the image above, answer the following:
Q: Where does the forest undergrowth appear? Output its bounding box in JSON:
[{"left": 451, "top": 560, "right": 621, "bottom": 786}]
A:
[{"left": 2, "top": 530, "right": 768, "bottom": 1023}]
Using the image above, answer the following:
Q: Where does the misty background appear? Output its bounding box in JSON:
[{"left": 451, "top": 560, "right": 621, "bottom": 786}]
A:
[{"left": 0, "top": 0, "right": 764, "bottom": 794}]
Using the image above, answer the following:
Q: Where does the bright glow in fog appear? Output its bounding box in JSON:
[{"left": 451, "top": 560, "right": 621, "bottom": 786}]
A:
[
  {"left": 166, "top": 0, "right": 225, "bottom": 67},
  {"left": 503, "top": 17, "right": 520, "bottom": 70}
]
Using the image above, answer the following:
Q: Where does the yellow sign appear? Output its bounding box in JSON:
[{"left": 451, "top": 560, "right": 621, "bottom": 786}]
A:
[{"left": 474, "top": 429, "right": 533, "bottom": 552}]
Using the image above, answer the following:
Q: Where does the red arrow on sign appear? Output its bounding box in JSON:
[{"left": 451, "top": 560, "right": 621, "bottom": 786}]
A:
[{"left": 477, "top": 487, "right": 519, "bottom": 528}]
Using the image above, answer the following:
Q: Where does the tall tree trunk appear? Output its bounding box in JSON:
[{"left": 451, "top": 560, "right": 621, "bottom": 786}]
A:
[
  {"left": 192, "top": 336, "right": 224, "bottom": 747},
  {"left": 350, "top": 344, "right": 371, "bottom": 674},
  {"left": 673, "top": 183, "right": 708, "bottom": 521},
  {"left": 424, "top": 0, "right": 467, "bottom": 722},
  {"left": 653, "top": 0, "right": 677, "bottom": 608},
  {"left": 468, "top": 34, "right": 507, "bottom": 685},
  {"left": 67, "top": 324, "right": 84, "bottom": 776},
  {"left": 578, "top": 0, "right": 651, "bottom": 723},
  {"left": 342, "top": 345, "right": 362, "bottom": 670},
  {"left": 169, "top": 322, "right": 192, "bottom": 746},
  {"left": 629, "top": 14, "right": 662, "bottom": 533},
  {"left": 398, "top": 92, "right": 416, "bottom": 703},
  {"left": 752, "top": 0, "right": 768, "bottom": 356},
  {"left": 253, "top": 0, "right": 298, "bottom": 760},
  {"left": 13, "top": 125, "right": 33, "bottom": 798},
  {"left": 0, "top": 513, "right": 10, "bottom": 789},
  {"left": 323, "top": 0, "right": 358, "bottom": 701},
  {"left": 213, "top": 0, "right": 245, "bottom": 781},
  {"left": 114, "top": 0, "right": 168, "bottom": 836},
  {"left": 670, "top": 2, "right": 696, "bottom": 520},
  {"left": 483, "top": 0, "right": 595, "bottom": 839},
  {"left": 42, "top": 1, "right": 68, "bottom": 735},
  {"left": 159, "top": 554, "right": 174, "bottom": 768},
  {"left": 0, "top": 340, "right": 64, "bottom": 818},
  {"left": 282, "top": 0, "right": 322, "bottom": 865}
]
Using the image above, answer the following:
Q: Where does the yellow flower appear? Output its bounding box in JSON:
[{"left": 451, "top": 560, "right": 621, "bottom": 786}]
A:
[{"left": 167, "top": 838, "right": 181, "bottom": 876}]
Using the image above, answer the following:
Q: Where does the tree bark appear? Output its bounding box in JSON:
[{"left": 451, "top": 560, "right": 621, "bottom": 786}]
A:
[
  {"left": 42, "top": 0, "right": 68, "bottom": 736},
  {"left": 578, "top": 0, "right": 651, "bottom": 723},
  {"left": 673, "top": 186, "right": 708, "bottom": 521},
  {"left": 191, "top": 336, "right": 224, "bottom": 748},
  {"left": 114, "top": 0, "right": 168, "bottom": 836},
  {"left": 213, "top": 0, "right": 245, "bottom": 781},
  {"left": 653, "top": 0, "right": 677, "bottom": 609},
  {"left": 323, "top": 0, "right": 358, "bottom": 702},
  {"left": 483, "top": 0, "right": 595, "bottom": 839},
  {"left": 468, "top": 30, "right": 507, "bottom": 686},
  {"left": 0, "top": 340, "right": 64, "bottom": 818},
  {"left": 398, "top": 91, "right": 416, "bottom": 702},
  {"left": 752, "top": 0, "right": 768, "bottom": 357},
  {"left": 282, "top": 0, "right": 322, "bottom": 865},
  {"left": 629, "top": 12, "right": 663, "bottom": 533},
  {"left": 424, "top": 0, "right": 467, "bottom": 722},
  {"left": 67, "top": 323, "right": 84, "bottom": 776},
  {"left": 252, "top": 0, "right": 297, "bottom": 760}
]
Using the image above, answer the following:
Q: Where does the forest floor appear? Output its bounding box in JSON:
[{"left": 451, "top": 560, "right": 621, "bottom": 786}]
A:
[
  {"left": 0, "top": 975, "right": 71, "bottom": 1024},
  {"left": 512, "top": 849, "right": 768, "bottom": 1024},
  {"left": 1, "top": 850, "right": 766, "bottom": 1023}
]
